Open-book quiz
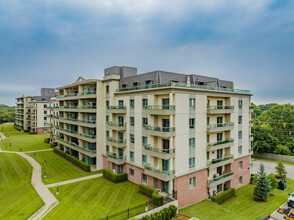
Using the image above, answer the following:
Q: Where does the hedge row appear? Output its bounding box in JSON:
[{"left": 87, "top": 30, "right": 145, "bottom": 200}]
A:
[
  {"left": 24, "top": 130, "right": 29, "bottom": 133},
  {"left": 29, "top": 132, "right": 37, "bottom": 135},
  {"left": 44, "top": 138, "right": 50, "bottom": 143},
  {"left": 140, "top": 205, "right": 177, "bottom": 220},
  {"left": 139, "top": 184, "right": 163, "bottom": 207},
  {"left": 50, "top": 142, "right": 57, "bottom": 148},
  {"left": 53, "top": 147, "right": 90, "bottom": 171},
  {"left": 211, "top": 188, "right": 235, "bottom": 204},
  {"left": 103, "top": 169, "right": 128, "bottom": 183}
]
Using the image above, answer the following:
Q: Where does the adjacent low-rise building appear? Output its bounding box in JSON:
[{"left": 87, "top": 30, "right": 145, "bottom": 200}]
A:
[{"left": 53, "top": 66, "right": 253, "bottom": 208}]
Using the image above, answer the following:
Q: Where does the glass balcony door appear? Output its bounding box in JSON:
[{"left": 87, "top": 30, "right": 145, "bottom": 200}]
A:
[{"left": 162, "top": 180, "right": 170, "bottom": 194}]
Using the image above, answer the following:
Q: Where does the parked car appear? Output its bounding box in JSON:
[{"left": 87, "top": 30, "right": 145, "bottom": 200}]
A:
[{"left": 288, "top": 192, "right": 294, "bottom": 207}]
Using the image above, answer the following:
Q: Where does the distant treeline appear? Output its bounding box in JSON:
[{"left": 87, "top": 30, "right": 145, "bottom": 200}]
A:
[{"left": 0, "top": 104, "right": 15, "bottom": 124}]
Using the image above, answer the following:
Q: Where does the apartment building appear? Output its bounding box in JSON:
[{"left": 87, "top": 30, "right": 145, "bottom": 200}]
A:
[
  {"left": 15, "top": 88, "right": 56, "bottom": 134},
  {"left": 54, "top": 66, "right": 253, "bottom": 208}
]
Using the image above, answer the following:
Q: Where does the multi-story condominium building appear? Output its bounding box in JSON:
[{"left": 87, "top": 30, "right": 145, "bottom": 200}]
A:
[
  {"left": 15, "top": 88, "right": 56, "bottom": 134},
  {"left": 54, "top": 66, "right": 253, "bottom": 208}
]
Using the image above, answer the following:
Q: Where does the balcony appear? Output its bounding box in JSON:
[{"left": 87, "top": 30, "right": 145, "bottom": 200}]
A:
[
  {"left": 55, "top": 137, "right": 96, "bottom": 157},
  {"left": 54, "top": 116, "right": 96, "bottom": 128},
  {"left": 208, "top": 171, "right": 234, "bottom": 188},
  {"left": 207, "top": 139, "right": 234, "bottom": 151},
  {"left": 53, "top": 106, "right": 96, "bottom": 113},
  {"left": 207, "top": 122, "right": 234, "bottom": 133},
  {"left": 107, "top": 137, "right": 126, "bottom": 148},
  {"left": 106, "top": 121, "right": 126, "bottom": 131},
  {"left": 107, "top": 153, "right": 126, "bottom": 165},
  {"left": 143, "top": 144, "right": 175, "bottom": 159},
  {"left": 143, "top": 105, "right": 175, "bottom": 115},
  {"left": 15, "top": 117, "right": 24, "bottom": 120},
  {"left": 15, "top": 107, "right": 23, "bottom": 109},
  {"left": 55, "top": 127, "right": 96, "bottom": 142},
  {"left": 207, "top": 105, "right": 234, "bottom": 114},
  {"left": 107, "top": 106, "right": 126, "bottom": 114},
  {"left": 143, "top": 125, "right": 175, "bottom": 137},
  {"left": 56, "top": 91, "right": 96, "bottom": 100},
  {"left": 144, "top": 165, "right": 175, "bottom": 181},
  {"left": 207, "top": 154, "right": 234, "bottom": 169}
]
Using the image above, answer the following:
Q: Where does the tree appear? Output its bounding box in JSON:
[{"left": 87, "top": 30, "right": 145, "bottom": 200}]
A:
[
  {"left": 267, "top": 173, "right": 278, "bottom": 191},
  {"left": 253, "top": 163, "right": 272, "bottom": 201},
  {"left": 275, "top": 161, "right": 287, "bottom": 178},
  {"left": 274, "top": 144, "right": 292, "bottom": 155}
]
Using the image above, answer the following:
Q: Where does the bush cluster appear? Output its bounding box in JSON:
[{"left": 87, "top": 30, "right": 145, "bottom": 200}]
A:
[
  {"left": 24, "top": 130, "right": 29, "bottom": 133},
  {"left": 29, "top": 131, "right": 37, "bottom": 134},
  {"left": 211, "top": 188, "right": 235, "bottom": 204},
  {"left": 103, "top": 169, "right": 128, "bottom": 183},
  {"left": 140, "top": 205, "right": 177, "bottom": 220},
  {"left": 53, "top": 147, "right": 90, "bottom": 171},
  {"left": 14, "top": 125, "right": 21, "bottom": 131},
  {"left": 50, "top": 142, "right": 57, "bottom": 148},
  {"left": 139, "top": 184, "right": 163, "bottom": 207},
  {"left": 44, "top": 137, "right": 50, "bottom": 143},
  {"left": 250, "top": 173, "right": 258, "bottom": 184}
]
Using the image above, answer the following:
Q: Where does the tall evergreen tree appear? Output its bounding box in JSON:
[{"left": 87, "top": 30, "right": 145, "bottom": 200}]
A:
[
  {"left": 275, "top": 161, "right": 287, "bottom": 178},
  {"left": 253, "top": 163, "right": 272, "bottom": 201}
]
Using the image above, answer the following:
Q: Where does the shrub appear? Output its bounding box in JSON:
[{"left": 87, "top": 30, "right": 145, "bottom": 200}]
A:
[
  {"left": 251, "top": 173, "right": 258, "bottom": 184},
  {"left": 29, "top": 131, "right": 37, "bottom": 134},
  {"left": 65, "top": 154, "right": 90, "bottom": 171},
  {"left": 139, "top": 184, "right": 157, "bottom": 197},
  {"left": 50, "top": 142, "right": 57, "bottom": 148},
  {"left": 103, "top": 169, "right": 128, "bottom": 183},
  {"left": 140, "top": 205, "right": 177, "bottom": 220},
  {"left": 267, "top": 173, "right": 278, "bottom": 190},
  {"left": 53, "top": 147, "right": 67, "bottom": 157},
  {"left": 274, "top": 144, "right": 292, "bottom": 155},
  {"left": 211, "top": 188, "right": 235, "bottom": 204},
  {"left": 152, "top": 192, "right": 163, "bottom": 206},
  {"left": 44, "top": 138, "right": 50, "bottom": 143},
  {"left": 24, "top": 129, "right": 29, "bottom": 132}
]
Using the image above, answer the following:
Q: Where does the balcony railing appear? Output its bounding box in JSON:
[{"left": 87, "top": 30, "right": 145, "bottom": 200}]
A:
[
  {"left": 106, "top": 121, "right": 126, "bottom": 127},
  {"left": 54, "top": 116, "right": 96, "bottom": 124},
  {"left": 107, "top": 153, "right": 126, "bottom": 161},
  {"left": 207, "top": 154, "right": 234, "bottom": 166},
  {"left": 143, "top": 144, "right": 175, "bottom": 154},
  {"left": 107, "top": 106, "right": 126, "bottom": 109},
  {"left": 143, "top": 105, "right": 175, "bottom": 110},
  {"left": 107, "top": 137, "right": 126, "bottom": 144},
  {"left": 144, "top": 165, "right": 175, "bottom": 176},
  {"left": 207, "top": 105, "right": 234, "bottom": 110},
  {"left": 56, "top": 137, "right": 96, "bottom": 153},
  {"left": 207, "top": 122, "right": 234, "bottom": 129},
  {"left": 116, "top": 82, "right": 250, "bottom": 94},
  {"left": 207, "top": 139, "right": 234, "bottom": 147},
  {"left": 208, "top": 171, "right": 234, "bottom": 184},
  {"left": 56, "top": 91, "right": 96, "bottom": 98},
  {"left": 53, "top": 106, "right": 96, "bottom": 109},
  {"left": 79, "top": 133, "right": 96, "bottom": 139},
  {"left": 144, "top": 125, "right": 175, "bottom": 132}
]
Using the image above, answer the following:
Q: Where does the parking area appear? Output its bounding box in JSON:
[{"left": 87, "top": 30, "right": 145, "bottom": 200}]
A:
[{"left": 270, "top": 202, "right": 289, "bottom": 220}]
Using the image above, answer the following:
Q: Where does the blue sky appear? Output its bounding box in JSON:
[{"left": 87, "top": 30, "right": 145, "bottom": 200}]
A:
[{"left": 0, "top": 0, "right": 294, "bottom": 106}]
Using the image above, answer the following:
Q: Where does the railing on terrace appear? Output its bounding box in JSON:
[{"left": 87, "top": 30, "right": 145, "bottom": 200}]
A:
[
  {"left": 79, "top": 133, "right": 96, "bottom": 139},
  {"left": 107, "top": 106, "right": 126, "bottom": 109},
  {"left": 207, "top": 105, "right": 234, "bottom": 110},
  {"left": 116, "top": 82, "right": 250, "bottom": 94},
  {"left": 106, "top": 121, "right": 126, "bottom": 127},
  {"left": 107, "top": 153, "right": 126, "bottom": 161},
  {"left": 144, "top": 125, "right": 175, "bottom": 132},
  {"left": 207, "top": 154, "right": 234, "bottom": 165},
  {"left": 56, "top": 137, "right": 96, "bottom": 153},
  {"left": 143, "top": 105, "right": 175, "bottom": 110},
  {"left": 54, "top": 116, "right": 96, "bottom": 124},
  {"left": 207, "top": 122, "right": 234, "bottom": 129},
  {"left": 56, "top": 91, "right": 96, "bottom": 98},
  {"left": 207, "top": 139, "right": 234, "bottom": 147},
  {"left": 107, "top": 137, "right": 126, "bottom": 144},
  {"left": 208, "top": 171, "right": 234, "bottom": 184},
  {"left": 143, "top": 144, "right": 175, "bottom": 154},
  {"left": 53, "top": 106, "right": 96, "bottom": 109},
  {"left": 144, "top": 165, "right": 175, "bottom": 176}
]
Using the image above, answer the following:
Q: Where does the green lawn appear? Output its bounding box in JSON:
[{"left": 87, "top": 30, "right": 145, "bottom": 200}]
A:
[
  {"left": 0, "top": 153, "right": 44, "bottom": 219},
  {"left": 253, "top": 157, "right": 294, "bottom": 166},
  {"left": 0, "top": 123, "right": 24, "bottom": 136},
  {"left": 44, "top": 178, "right": 150, "bottom": 219},
  {"left": 26, "top": 151, "right": 101, "bottom": 184},
  {"left": 0, "top": 129, "right": 51, "bottom": 151},
  {"left": 180, "top": 178, "right": 294, "bottom": 220}
]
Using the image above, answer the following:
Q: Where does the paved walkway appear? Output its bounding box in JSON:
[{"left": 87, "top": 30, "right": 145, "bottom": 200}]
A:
[
  {"left": 0, "top": 132, "right": 6, "bottom": 151},
  {"left": 46, "top": 173, "right": 103, "bottom": 188}
]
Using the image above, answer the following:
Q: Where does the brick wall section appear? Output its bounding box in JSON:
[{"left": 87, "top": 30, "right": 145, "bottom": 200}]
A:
[
  {"left": 230, "top": 155, "right": 251, "bottom": 189},
  {"left": 125, "top": 163, "right": 144, "bottom": 185},
  {"left": 36, "top": 127, "right": 52, "bottom": 134},
  {"left": 174, "top": 169, "right": 208, "bottom": 209},
  {"left": 102, "top": 155, "right": 108, "bottom": 170}
]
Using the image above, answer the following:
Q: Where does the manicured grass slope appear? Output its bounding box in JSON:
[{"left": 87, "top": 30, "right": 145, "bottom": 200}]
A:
[
  {"left": 0, "top": 153, "right": 44, "bottom": 219},
  {"left": 180, "top": 178, "right": 294, "bottom": 220},
  {"left": 0, "top": 124, "right": 51, "bottom": 151},
  {"left": 26, "top": 151, "right": 100, "bottom": 184},
  {"left": 45, "top": 178, "right": 150, "bottom": 219}
]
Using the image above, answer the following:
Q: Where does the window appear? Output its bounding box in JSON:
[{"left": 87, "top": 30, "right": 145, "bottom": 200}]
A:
[
  {"left": 238, "top": 116, "right": 242, "bottom": 124},
  {"left": 217, "top": 184, "right": 222, "bottom": 193},
  {"left": 106, "top": 101, "right": 109, "bottom": 107},
  {"left": 189, "top": 138, "right": 195, "bottom": 149},
  {"left": 189, "top": 157, "right": 195, "bottom": 168},
  {"left": 189, "top": 98, "right": 195, "bottom": 109},
  {"left": 207, "top": 134, "right": 210, "bottom": 143},
  {"left": 162, "top": 99, "right": 169, "bottom": 106},
  {"left": 133, "top": 82, "right": 139, "bottom": 87},
  {"left": 142, "top": 136, "right": 148, "bottom": 145},
  {"left": 44, "top": 111, "right": 47, "bottom": 114},
  {"left": 238, "top": 146, "right": 242, "bottom": 155},
  {"left": 130, "top": 134, "right": 135, "bottom": 143},
  {"left": 106, "top": 131, "right": 109, "bottom": 138},
  {"left": 217, "top": 100, "right": 223, "bottom": 108},
  {"left": 207, "top": 152, "right": 209, "bottom": 160},
  {"left": 217, "top": 149, "right": 222, "bottom": 159},
  {"left": 145, "top": 80, "right": 152, "bottom": 86},
  {"left": 207, "top": 100, "right": 210, "bottom": 107},
  {"left": 238, "top": 131, "right": 242, "bottom": 139},
  {"left": 106, "top": 85, "right": 109, "bottom": 94},
  {"left": 189, "top": 118, "right": 195, "bottom": 129},
  {"left": 44, "top": 129, "right": 47, "bottom": 133},
  {"left": 44, "top": 117, "right": 47, "bottom": 121},
  {"left": 130, "top": 99, "right": 135, "bottom": 109},
  {"left": 189, "top": 177, "right": 196, "bottom": 188},
  {"left": 142, "top": 118, "right": 148, "bottom": 126},
  {"left": 142, "top": 99, "right": 148, "bottom": 107},
  {"left": 129, "top": 169, "right": 134, "bottom": 178},
  {"left": 44, "top": 104, "right": 47, "bottom": 108},
  {"left": 238, "top": 100, "right": 243, "bottom": 109},
  {"left": 130, "top": 117, "right": 135, "bottom": 126},
  {"left": 142, "top": 174, "right": 147, "bottom": 184},
  {"left": 106, "top": 116, "right": 109, "bottom": 122},
  {"left": 239, "top": 176, "right": 243, "bottom": 185},
  {"left": 239, "top": 161, "right": 243, "bottom": 170},
  {"left": 207, "top": 117, "right": 210, "bottom": 125},
  {"left": 118, "top": 100, "right": 124, "bottom": 107},
  {"left": 122, "top": 84, "right": 127, "bottom": 89},
  {"left": 130, "top": 151, "right": 134, "bottom": 161},
  {"left": 106, "top": 145, "right": 109, "bottom": 153},
  {"left": 142, "top": 155, "right": 148, "bottom": 165},
  {"left": 217, "top": 117, "right": 223, "bottom": 125},
  {"left": 217, "top": 133, "right": 223, "bottom": 142},
  {"left": 118, "top": 165, "right": 123, "bottom": 174}
]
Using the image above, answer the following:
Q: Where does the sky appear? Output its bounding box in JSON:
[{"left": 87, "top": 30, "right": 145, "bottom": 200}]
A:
[{"left": 0, "top": 0, "right": 294, "bottom": 106}]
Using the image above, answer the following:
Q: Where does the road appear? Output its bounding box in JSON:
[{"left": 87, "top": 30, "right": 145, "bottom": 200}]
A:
[{"left": 252, "top": 160, "right": 294, "bottom": 179}]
